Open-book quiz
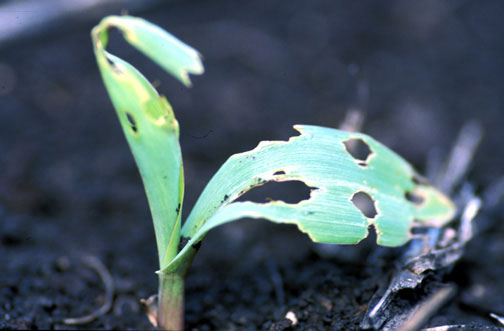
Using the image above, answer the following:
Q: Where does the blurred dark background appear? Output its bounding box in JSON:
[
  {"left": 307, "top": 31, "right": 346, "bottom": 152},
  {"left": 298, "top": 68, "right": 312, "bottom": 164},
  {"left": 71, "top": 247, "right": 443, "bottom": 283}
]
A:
[{"left": 1, "top": 0, "right": 503, "bottom": 329}]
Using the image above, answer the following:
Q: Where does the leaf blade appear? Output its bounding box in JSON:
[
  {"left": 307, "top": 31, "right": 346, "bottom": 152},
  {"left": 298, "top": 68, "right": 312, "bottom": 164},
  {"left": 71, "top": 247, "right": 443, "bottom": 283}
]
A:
[
  {"left": 162, "top": 125, "right": 455, "bottom": 273},
  {"left": 100, "top": 16, "right": 203, "bottom": 86},
  {"left": 91, "top": 16, "right": 203, "bottom": 269}
]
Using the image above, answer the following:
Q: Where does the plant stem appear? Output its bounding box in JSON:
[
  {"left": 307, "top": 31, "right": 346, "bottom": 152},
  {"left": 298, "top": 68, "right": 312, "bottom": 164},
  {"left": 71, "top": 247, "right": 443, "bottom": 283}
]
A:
[
  {"left": 157, "top": 243, "right": 196, "bottom": 330},
  {"left": 158, "top": 272, "right": 184, "bottom": 330}
]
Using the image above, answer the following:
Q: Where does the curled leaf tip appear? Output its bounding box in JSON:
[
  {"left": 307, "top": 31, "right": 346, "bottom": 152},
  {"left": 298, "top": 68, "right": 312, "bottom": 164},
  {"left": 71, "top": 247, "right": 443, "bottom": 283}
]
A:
[{"left": 93, "top": 15, "right": 204, "bottom": 87}]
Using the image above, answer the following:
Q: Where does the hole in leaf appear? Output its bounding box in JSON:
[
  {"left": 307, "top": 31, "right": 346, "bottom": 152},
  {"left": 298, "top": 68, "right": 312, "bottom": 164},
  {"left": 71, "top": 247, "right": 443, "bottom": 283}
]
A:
[
  {"left": 368, "top": 223, "right": 379, "bottom": 239},
  {"left": 237, "top": 180, "right": 313, "bottom": 204},
  {"left": 273, "top": 170, "right": 286, "bottom": 176},
  {"left": 351, "top": 191, "right": 378, "bottom": 218},
  {"left": 343, "top": 138, "right": 373, "bottom": 165},
  {"left": 125, "top": 112, "right": 138, "bottom": 133},
  {"left": 105, "top": 55, "right": 122, "bottom": 74},
  {"left": 405, "top": 191, "right": 425, "bottom": 205}
]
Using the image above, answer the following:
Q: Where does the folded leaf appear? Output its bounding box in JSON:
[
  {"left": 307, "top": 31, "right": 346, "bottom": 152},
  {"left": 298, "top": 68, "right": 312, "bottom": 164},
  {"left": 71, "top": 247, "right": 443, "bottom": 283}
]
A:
[{"left": 91, "top": 16, "right": 203, "bottom": 269}]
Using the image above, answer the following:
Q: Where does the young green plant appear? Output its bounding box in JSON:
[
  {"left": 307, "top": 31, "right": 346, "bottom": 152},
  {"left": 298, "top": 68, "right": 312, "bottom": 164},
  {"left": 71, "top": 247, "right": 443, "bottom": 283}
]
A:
[{"left": 91, "top": 15, "right": 456, "bottom": 330}]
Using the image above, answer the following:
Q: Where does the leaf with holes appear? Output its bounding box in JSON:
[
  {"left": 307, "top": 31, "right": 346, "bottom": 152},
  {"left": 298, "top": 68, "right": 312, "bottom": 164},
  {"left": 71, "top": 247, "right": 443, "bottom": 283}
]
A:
[
  {"left": 91, "top": 15, "right": 204, "bottom": 269},
  {"left": 162, "top": 126, "right": 455, "bottom": 273}
]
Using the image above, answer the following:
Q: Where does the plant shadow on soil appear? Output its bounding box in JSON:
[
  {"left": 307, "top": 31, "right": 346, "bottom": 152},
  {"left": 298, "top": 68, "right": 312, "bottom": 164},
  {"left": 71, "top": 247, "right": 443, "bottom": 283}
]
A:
[{"left": 1, "top": 0, "right": 504, "bottom": 330}]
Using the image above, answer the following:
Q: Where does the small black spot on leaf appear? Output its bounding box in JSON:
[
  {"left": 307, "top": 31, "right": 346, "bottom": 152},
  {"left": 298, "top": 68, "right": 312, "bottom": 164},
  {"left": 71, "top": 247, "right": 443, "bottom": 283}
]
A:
[
  {"left": 273, "top": 170, "right": 286, "bottom": 176},
  {"left": 221, "top": 194, "right": 230, "bottom": 204},
  {"left": 125, "top": 112, "right": 137, "bottom": 133},
  {"left": 256, "top": 178, "right": 267, "bottom": 185},
  {"left": 351, "top": 191, "right": 378, "bottom": 218},
  {"left": 106, "top": 57, "right": 122, "bottom": 74}
]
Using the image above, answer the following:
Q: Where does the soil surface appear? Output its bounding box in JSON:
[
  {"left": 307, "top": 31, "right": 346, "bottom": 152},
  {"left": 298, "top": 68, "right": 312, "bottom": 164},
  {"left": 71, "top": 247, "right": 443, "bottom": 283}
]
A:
[{"left": 1, "top": 0, "right": 504, "bottom": 330}]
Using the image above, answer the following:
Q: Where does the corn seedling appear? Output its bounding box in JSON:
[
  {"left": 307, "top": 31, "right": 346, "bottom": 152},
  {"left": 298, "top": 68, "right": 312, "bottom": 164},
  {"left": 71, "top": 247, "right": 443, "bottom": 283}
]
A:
[{"left": 91, "top": 15, "right": 456, "bottom": 330}]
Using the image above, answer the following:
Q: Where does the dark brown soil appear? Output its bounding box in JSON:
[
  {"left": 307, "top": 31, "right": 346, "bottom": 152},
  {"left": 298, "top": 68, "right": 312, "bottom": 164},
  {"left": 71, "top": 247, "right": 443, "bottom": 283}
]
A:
[{"left": 1, "top": 1, "right": 504, "bottom": 330}]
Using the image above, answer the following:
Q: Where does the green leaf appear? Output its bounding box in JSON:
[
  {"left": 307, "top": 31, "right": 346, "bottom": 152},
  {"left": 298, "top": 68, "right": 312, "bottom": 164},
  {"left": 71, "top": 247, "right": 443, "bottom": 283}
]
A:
[
  {"left": 95, "top": 15, "right": 203, "bottom": 86},
  {"left": 91, "top": 15, "right": 203, "bottom": 269},
  {"left": 161, "top": 125, "right": 455, "bottom": 274}
]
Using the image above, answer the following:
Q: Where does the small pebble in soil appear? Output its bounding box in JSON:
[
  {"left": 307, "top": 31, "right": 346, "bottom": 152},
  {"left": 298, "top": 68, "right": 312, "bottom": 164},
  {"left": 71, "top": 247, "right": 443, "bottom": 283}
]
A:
[{"left": 285, "top": 311, "right": 297, "bottom": 325}]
